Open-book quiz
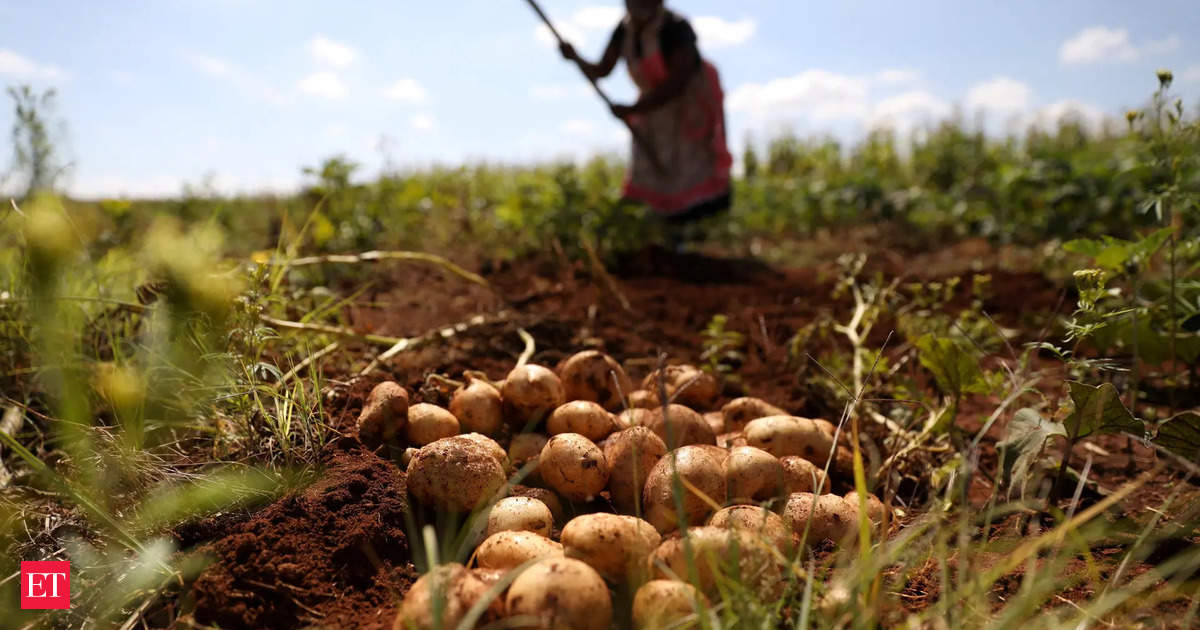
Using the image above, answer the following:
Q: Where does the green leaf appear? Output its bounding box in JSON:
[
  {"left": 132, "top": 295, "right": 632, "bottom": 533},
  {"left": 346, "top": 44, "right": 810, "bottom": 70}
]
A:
[
  {"left": 997, "top": 408, "right": 1067, "bottom": 499},
  {"left": 915, "top": 334, "right": 988, "bottom": 398},
  {"left": 1062, "top": 381, "right": 1143, "bottom": 440},
  {"left": 1153, "top": 411, "right": 1200, "bottom": 461},
  {"left": 1063, "top": 236, "right": 1131, "bottom": 270}
]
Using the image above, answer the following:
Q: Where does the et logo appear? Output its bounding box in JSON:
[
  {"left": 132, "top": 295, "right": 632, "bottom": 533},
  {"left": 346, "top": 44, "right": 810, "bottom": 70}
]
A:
[{"left": 20, "top": 561, "right": 71, "bottom": 610}]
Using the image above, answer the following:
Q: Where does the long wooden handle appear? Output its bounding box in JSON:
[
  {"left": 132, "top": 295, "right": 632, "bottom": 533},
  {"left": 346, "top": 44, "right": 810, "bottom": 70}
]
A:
[{"left": 522, "top": 0, "right": 666, "bottom": 175}]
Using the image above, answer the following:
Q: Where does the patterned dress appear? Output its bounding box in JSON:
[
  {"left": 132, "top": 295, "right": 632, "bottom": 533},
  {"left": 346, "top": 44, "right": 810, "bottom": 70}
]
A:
[{"left": 610, "top": 9, "right": 733, "bottom": 222}]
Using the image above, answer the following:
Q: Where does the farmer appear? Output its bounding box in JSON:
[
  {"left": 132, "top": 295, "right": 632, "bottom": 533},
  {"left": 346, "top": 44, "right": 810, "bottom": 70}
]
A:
[{"left": 559, "top": 0, "right": 733, "bottom": 234}]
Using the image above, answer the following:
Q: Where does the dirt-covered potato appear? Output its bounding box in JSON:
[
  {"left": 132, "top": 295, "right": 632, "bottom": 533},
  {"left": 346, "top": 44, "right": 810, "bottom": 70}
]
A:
[
  {"left": 561, "top": 513, "right": 661, "bottom": 584},
  {"left": 643, "top": 446, "right": 727, "bottom": 533},
  {"left": 720, "top": 397, "right": 787, "bottom": 433},
  {"left": 603, "top": 426, "right": 668, "bottom": 512},
  {"left": 644, "top": 404, "right": 717, "bottom": 449},
  {"left": 394, "top": 563, "right": 500, "bottom": 630},
  {"left": 485, "top": 496, "right": 554, "bottom": 538},
  {"left": 449, "top": 377, "right": 504, "bottom": 437},
  {"left": 357, "top": 381, "right": 409, "bottom": 446},
  {"left": 405, "top": 403, "right": 460, "bottom": 446},
  {"left": 844, "top": 491, "right": 890, "bottom": 529},
  {"left": 547, "top": 400, "right": 616, "bottom": 442},
  {"left": 716, "top": 431, "right": 747, "bottom": 448},
  {"left": 475, "top": 530, "right": 563, "bottom": 570},
  {"left": 508, "top": 432, "right": 548, "bottom": 484},
  {"left": 501, "top": 364, "right": 565, "bottom": 429},
  {"left": 458, "top": 432, "right": 507, "bottom": 467},
  {"left": 509, "top": 486, "right": 565, "bottom": 525},
  {"left": 616, "top": 407, "right": 654, "bottom": 430},
  {"left": 708, "top": 505, "right": 791, "bottom": 551},
  {"left": 558, "top": 350, "right": 632, "bottom": 411},
  {"left": 505, "top": 557, "right": 613, "bottom": 630},
  {"left": 628, "top": 389, "right": 659, "bottom": 409},
  {"left": 631, "top": 580, "right": 708, "bottom": 630},
  {"left": 781, "top": 492, "right": 857, "bottom": 545},
  {"left": 642, "top": 364, "right": 720, "bottom": 410},
  {"left": 780, "top": 456, "right": 829, "bottom": 494},
  {"left": 813, "top": 418, "right": 837, "bottom": 440},
  {"left": 725, "top": 446, "right": 783, "bottom": 503},
  {"left": 407, "top": 436, "right": 507, "bottom": 513},
  {"left": 648, "top": 527, "right": 782, "bottom": 598},
  {"left": 744, "top": 415, "right": 834, "bottom": 463},
  {"left": 539, "top": 433, "right": 609, "bottom": 502},
  {"left": 702, "top": 411, "right": 725, "bottom": 436}
]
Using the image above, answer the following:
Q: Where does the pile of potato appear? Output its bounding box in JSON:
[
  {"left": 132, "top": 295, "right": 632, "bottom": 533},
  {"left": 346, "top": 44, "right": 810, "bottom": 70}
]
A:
[{"left": 359, "top": 350, "right": 891, "bottom": 630}]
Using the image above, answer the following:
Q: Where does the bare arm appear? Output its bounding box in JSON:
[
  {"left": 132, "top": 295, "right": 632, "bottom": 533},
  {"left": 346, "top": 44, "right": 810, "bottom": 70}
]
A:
[{"left": 560, "top": 30, "right": 622, "bottom": 81}]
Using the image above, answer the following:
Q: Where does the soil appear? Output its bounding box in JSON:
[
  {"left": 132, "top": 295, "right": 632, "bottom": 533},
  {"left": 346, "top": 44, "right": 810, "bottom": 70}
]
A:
[{"left": 172, "top": 240, "right": 1197, "bottom": 628}]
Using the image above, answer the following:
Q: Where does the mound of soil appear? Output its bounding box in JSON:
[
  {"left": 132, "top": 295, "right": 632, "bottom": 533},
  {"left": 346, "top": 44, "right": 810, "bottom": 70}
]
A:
[{"left": 190, "top": 450, "right": 414, "bottom": 629}]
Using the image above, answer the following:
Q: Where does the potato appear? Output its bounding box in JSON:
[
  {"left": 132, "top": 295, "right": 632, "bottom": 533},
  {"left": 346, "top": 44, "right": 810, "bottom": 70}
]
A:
[
  {"left": 643, "top": 446, "right": 726, "bottom": 533},
  {"left": 744, "top": 415, "right": 834, "bottom": 462},
  {"left": 357, "top": 381, "right": 409, "bottom": 446},
  {"left": 642, "top": 364, "right": 719, "bottom": 410},
  {"left": 558, "top": 350, "right": 632, "bottom": 411},
  {"left": 509, "top": 486, "right": 565, "bottom": 525},
  {"left": 405, "top": 403, "right": 460, "bottom": 446},
  {"left": 644, "top": 404, "right": 716, "bottom": 449},
  {"left": 813, "top": 418, "right": 837, "bottom": 440},
  {"left": 780, "top": 456, "right": 829, "bottom": 494},
  {"left": 708, "top": 505, "right": 791, "bottom": 551},
  {"left": 547, "top": 401, "right": 616, "bottom": 442},
  {"left": 720, "top": 397, "right": 787, "bottom": 433},
  {"left": 486, "top": 496, "right": 554, "bottom": 538},
  {"left": 505, "top": 557, "right": 612, "bottom": 630},
  {"left": 407, "top": 436, "right": 507, "bottom": 513},
  {"left": 450, "top": 377, "right": 504, "bottom": 437},
  {"left": 394, "top": 563, "right": 500, "bottom": 630},
  {"left": 603, "top": 426, "right": 668, "bottom": 513},
  {"left": 458, "top": 432, "right": 507, "bottom": 467},
  {"left": 476, "top": 530, "right": 563, "bottom": 570},
  {"left": 716, "top": 431, "right": 747, "bottom": 448},
  {"left": 632, "top": 580, "right": 708, "bottom": 630},
  {"left": 781, "top": 492, "right": 857, "bottom": 546},
  {"left": 508, "top": 433, "right": 548, "bottom": 484},
  {"left": 615, "top": 407, "right": 654, "bottom": 430},
  {"left": 539, "top": 433, "right": 609, "bottom": 502},
  {"left": 628, "top": 389, "right": 658, "bottom": 409},
  {"left": 844, "top": 490, "right": 890, "bottom": 529},
  {"left": 501, "top": 364, "right": 565, "bottom": 429},
  {"left": 725, "top": 446, "right": 783, "bottom": 503},
  {"left": 562, "top": 513, "right": 661, "bottom": 584},
  {"left": 702, "top": 411, "right": 725, "bottom": 436},
  {"left": 648, "top": 527, "right": 782, "bottom": 598}
]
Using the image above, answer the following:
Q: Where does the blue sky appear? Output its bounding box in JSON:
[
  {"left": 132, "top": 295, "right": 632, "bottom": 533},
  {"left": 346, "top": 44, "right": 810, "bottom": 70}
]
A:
[{"left": 0, "top": 0, "right": 1197, "bottom": 198}]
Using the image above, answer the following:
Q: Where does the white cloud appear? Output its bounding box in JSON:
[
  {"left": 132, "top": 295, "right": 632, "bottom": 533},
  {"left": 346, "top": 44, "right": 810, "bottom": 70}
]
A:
[
  {"left": 965, "top": 77, "right": 1032, "bottom": 114},
  {"left": 533, "top": 5, "right": 621, "bottom": 47},
  {"left": 307, "top": 34, "right": 358, "bottom": 68},
  {"left": 1022, "top": 99, "right": 1108, "bottom": 133},
  {"left": 875, "top": 69, "right": 920, "bottom": 85},
  {"left": 410, "top": 114, "right": 435, "bottom": 131},
  {"left": 573, "top": 6, "right": 623, "bottom": 30},
  {"left": 324, "top": 123, "right": 348, "bottom": 139},
  {"left": 693, "top": 17, "right": 757, "bottom": 49},
  {"left": 728, "top": 70, "right": 869, "bottom": 121},
  {"left": 1059, "top": 27, "right": 1179, "bottom": 65},
  {"left": 530, "top": 83, "right": 590, "bottom": 101},
  {"left": 385, "top": 77, "right": 427, "bottom": 103},
  {"left": 561, "top": 118, "right": 597, "bottom": 136},
  {"left": 183, "top": 52, "right": 285, "bottom": 103},
  {"left": 869, "top": 90, "right": 950, "bottom": 132},
  {"left": 297, "top": 71, "right": 346, "bottom": 99},
  {"left": 185, "top": 52, "right": 233, "bottom": 77},
  {"left": 0, "top": 49, "right": 67, "bottom": 81}
]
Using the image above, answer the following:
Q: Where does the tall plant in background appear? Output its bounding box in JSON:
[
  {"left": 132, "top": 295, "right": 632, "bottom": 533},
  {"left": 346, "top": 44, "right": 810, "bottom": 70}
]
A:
[{"left": 6, "top": 85, "right": 67, "bottom": 199}]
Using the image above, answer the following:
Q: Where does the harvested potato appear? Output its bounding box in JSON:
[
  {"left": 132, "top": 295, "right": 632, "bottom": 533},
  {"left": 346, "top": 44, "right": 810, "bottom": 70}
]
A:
[
  {"left": 539, "top": 433, "right": 609, "bottom": 502},
  {"left": 708, "top": 505, "right": 791, "bottom": 551},
  {"left": 642, "top": 364, "right": 719, "bottom": 410},
  {"left": 407, "top": 436, "right": 507, "bottom": 513},
  {"left": 844, "top": 490, "right": 890, "bottom": 529},
  {"left": 357, "top": 381, "right": 409, "bottom": 446},
  {"left": 547, "top": 400, "right": 616, "bottom": 442},
  {"left": 648, "top": 527, "right": 782, "bottom": 598},
  {"left": 720, "top": 397, "right": 787, "bottom": 433},
  {"left": 476, "top": 530, "right": 563, "bottom": 570},
  {"left": 394, "top": 563, "right": 500, "bottom": 630},
  {"left": 562, "top": 513, "right": 661, "bottom": 584},
  {"left": 458, "top": 432, "right": 507, "bottom": 467},
  {"left": 485, "top": 496, "right": 553, "bottom": 538},
  {"left": 725, "top": 446, "right": 783, "bottom": 503},
  {"left": 449, "top": 377, "right": 504, "bottom": 437},
  {"left": 508, "top": 433, "right": 549, "bottom": 484},
  {"left": 501, "top": 364, "right": 565, "bottom": 429},
  {"left": 644, "top": 404, "right": 716, "bottom": 449},
  {"left": 558, "top": 350, "right": 632, "bottom": 411},
  {"left": 744, "top": 415, "right": 834, "bottom": 462},
  {"left": 505, "top": 557, "right": 613, "bottom": 630},
  {"left": 509, "top": 486, "right": 565, "bottom": 525},
  {"left": 471, "top": 567, "right": 506, "bottom": 591},
  {"left": 603, "top": 426, "right": 668, "bottom": 513},
  {"left": 780, "top": 456, "right": 829, "bottom": 494},
  {"left": 702, "top": 411, "right": 725, "bottom": 436},
  {"left": 632, "top": 580, "right": 708, "bottom": 630},
  {"left": 716, "top": 431, "right": 747, "bottom": 448},
  {"left": 628, "top": 389, "right": 659, "bottom": 409},
  {"left": 781, "top": 492, "right": 857, "bottom": 545},
  {"left": 643, "top": 446, "right": 726, "bottom": 533},
  {"left": 616, "top": 407, "right": 654, "bottom": 430},
  {"left": 813, "top": 418, "right": 837, "bottom": 440},
  {"left": 405, "top": 403, "right": 460, "bottom": 446}
]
